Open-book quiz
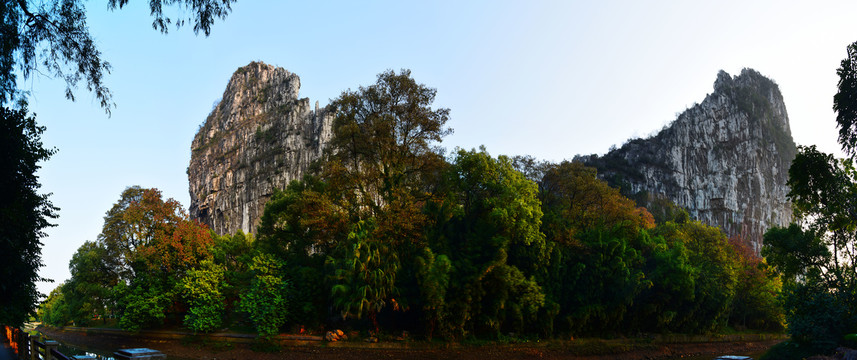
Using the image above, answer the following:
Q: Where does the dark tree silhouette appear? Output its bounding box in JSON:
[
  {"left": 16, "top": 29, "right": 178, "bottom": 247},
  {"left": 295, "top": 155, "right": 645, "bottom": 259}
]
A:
[{"left": 0, "top": 106, "right": 57, "bottom": 326}]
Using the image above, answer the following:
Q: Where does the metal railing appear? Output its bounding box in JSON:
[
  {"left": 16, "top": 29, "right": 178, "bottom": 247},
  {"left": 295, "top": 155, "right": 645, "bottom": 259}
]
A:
[
  {"left": 4, "top": 325, "right": 163, "bottom": 360},
  {"left": 4, "top": 325, "right": 68, "bottom": 360}
]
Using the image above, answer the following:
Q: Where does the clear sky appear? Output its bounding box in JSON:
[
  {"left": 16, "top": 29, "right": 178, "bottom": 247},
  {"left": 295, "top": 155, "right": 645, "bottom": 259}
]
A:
[{"left": 27, "top": 0, "right": 857, "bottom": 296}]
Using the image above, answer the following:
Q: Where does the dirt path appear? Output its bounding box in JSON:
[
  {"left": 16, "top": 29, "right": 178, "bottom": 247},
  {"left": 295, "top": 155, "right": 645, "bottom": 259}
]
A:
[{"left": 37, "top": 327, "right": 783, "bottom": 360}]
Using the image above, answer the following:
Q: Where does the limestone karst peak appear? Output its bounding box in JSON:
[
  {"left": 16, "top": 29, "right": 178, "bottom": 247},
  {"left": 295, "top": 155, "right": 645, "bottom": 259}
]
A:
[
  {"left": 188, "top": 62, "right": 332, "bottom": 235},
  {"left": 586, "top": 68, "right": 795, "bottom": 253}
]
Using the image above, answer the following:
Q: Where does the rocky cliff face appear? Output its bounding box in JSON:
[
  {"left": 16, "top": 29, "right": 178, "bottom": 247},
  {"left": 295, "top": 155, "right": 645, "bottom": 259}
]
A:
[
  {"left": 584, "top": 69, "right": 796, "bottom": 252},
  {"left": 188, "top": 62, "right": 332, "bottom": 235}
]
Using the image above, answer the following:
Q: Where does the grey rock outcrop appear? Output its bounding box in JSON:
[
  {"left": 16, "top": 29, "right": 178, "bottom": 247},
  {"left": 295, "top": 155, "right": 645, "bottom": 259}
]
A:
[
  {"left": 188, "top": 62, "right": 332, "bottom": 235},
  {"left": 584, "top": 69, "right": 796, "bottom": 252}
]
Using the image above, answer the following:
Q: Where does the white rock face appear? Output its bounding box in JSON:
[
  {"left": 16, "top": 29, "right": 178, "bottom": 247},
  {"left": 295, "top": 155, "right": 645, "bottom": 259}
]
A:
[
  {"left": 188, "top": 62, "right": 332, "bottom": 235},
  {"left": 587, "top": 69, "right": 796, "bottom": 253}
]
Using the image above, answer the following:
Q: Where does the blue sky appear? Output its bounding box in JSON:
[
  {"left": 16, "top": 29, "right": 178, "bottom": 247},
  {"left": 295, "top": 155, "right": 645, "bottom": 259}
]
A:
[{"left": 28, "top": 0, "right": 857, "bottom": 296}]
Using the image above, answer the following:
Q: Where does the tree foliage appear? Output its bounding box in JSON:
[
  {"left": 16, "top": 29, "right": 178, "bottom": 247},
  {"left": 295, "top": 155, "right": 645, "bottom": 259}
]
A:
[
  {"left": 239, "top": 253, "right": 289, "bottom": 338},
  {"left": 764, "top": 145, "right": 857, "bottom": 349},
  {"left": 1, "top": 0, "right": 235, "bottom": 110},
  {"left": 328, "top": 220, "right": 400, "bottom": 331},
  {"left": 729, "top": 237, "right": 784, "bottom": 331},
  {"left": 653, "top": 221, "right": 739, "bottom": 332},
  {"left": 427, "top": 148, "right": 547, "bottom": 338},
  {"left": 62, "top": 241, "right": 115, "bottom": 326},
  {"left": 0, "top": 106, "right": 57, "bottom": 327},
  {"left": 834, "top": 41, "right": 857, "bottom": 156},
  {"left": 39, "top": 186, "right": 215, "bottom": 331},
  {"left": 36, "top": 70, "right": 784, "bottom": 341},
  {"left": 325, "top": 68, "right": 451, "bottom": 216},
  {"left": 181, "top": 259, "right": 226, "bottom": 333}
]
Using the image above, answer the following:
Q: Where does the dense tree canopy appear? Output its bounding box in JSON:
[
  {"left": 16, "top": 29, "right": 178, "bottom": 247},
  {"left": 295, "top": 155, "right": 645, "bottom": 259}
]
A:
[{"left": 39, "top": 70, "right": 783, "bottom": 341}]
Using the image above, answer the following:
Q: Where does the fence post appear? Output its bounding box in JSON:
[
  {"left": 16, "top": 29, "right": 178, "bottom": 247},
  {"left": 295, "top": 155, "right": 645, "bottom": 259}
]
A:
[
  {"left": 19, "top": 330, "right": 28, "bottom": 360},
  {"left": 13, "top": 329, "right": 21, "bottom": 360},
  {"left": 29, "top": 336, "right": 37, "bottom": 360},
  {"left": 43, "top": 340, "right": 58, "bottom": 360}
]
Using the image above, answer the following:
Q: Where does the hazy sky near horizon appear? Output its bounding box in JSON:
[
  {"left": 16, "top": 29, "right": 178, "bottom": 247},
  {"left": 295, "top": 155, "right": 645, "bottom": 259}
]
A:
[{"left": 28, "top": 0, "right": 857, "bottom": 296}]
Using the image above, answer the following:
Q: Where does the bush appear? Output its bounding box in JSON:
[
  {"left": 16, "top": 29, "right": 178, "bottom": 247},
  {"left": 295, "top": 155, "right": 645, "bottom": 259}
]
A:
[
  {"left": 239, "top": 254, "right": 290, "bottom": 338},
  {"left": 181, "top": 260, "right": 227, "bottom": 333}
]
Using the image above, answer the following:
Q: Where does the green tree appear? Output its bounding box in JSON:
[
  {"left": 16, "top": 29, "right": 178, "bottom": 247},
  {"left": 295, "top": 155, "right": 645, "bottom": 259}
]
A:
[
  {"left": 37, "top": 285, "right": 69, "bottom": 326},
  {"left": 328, "top": 220, "right": 401, "bottom": 332},
  {"left": 547, "top": 228, "right": 649, "bottom": 335},
  {"left": 0, "top": 106, "right": 57, "bottom": 327},
  {"left": 834, "top": 41, "right": 857, "bottom": 156},
  {"left": 255, "top": 177, "right": 347, "bottom": 327},
  {"left": 427, "top": 148, "right": 546, "bottom": 338},
  {"left": 181, "top": 259, "right": 227, "bottom": 333},
  {"left": 210, "top": 230, "right": 253, "bottom": 326},
  {"left": 414, "top": 247, "right": 452, "bottom": 339},
  {"left": 763, "top": 145, "right": 857, "bottom": 349},
  {"left": 112, "top": 276, "right": 171, "bottom": 331},
  {"left": 61, "top": 241, "right": 116, "bottom": 326},
  {"left": 239, "top": 253, "right": 289, "bottom": 338},
  {"left": 325, "top": 69, "right": 451, "bottom": 217},
  {"left": 628, "top": 232, "right": 696, "bottom": 332},
  {"left": 653, "top": 220, "right": 738, "bottom": 333},
  {"left": 1, "top": 0, "right": 235, "bottom": 110}
]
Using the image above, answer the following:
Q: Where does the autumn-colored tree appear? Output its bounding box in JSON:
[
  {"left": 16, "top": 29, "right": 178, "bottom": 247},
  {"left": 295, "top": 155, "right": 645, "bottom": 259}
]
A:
[
  {"left": 536, "top": 161, "right": 658, "bottom": 335},
  {"left": 136, "top": 214, "right": 213, "bottom": 275},
  {"left": 728, "top": 236, "right": 783, "bottom": 331},
  {"left": 96, "top": 186, "right": 214, "bottom": 330},
  {"left": 540, "top": 161, "right": 654, "bottom": 244},
  {"left": 256, "top": 176, "right": 349, "bottom": 262},
  {"left": 98, "top": 186, "right": 181, "bottom": 280}
]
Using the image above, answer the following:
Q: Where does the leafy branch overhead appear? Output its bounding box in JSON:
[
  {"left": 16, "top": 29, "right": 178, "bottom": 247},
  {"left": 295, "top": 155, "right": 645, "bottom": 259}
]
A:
[{"left": 0, "top": 0, "right": 235, "bottom": 113}]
